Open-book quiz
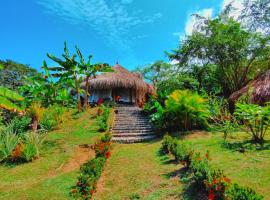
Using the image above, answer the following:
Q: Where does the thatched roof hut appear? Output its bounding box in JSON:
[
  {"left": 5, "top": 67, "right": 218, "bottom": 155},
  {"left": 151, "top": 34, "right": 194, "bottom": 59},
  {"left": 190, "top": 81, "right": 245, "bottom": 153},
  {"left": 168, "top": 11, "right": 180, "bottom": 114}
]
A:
[
  {"left": 229, "top": 69, "right": 270, "bottom": 105},
  {"left": 82, "top": 64, "right": 155, "bottom": 104}
]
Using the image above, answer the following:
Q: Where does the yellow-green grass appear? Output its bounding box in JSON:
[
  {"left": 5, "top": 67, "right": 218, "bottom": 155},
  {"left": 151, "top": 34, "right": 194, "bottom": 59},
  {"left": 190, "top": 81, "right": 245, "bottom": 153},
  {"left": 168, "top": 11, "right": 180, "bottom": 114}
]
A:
[
  {"left": 95, "top": 141, "right": 183, "bottom": 200},
  {"left": 0, "top": 108, "right": 101, "bottom": 200}
]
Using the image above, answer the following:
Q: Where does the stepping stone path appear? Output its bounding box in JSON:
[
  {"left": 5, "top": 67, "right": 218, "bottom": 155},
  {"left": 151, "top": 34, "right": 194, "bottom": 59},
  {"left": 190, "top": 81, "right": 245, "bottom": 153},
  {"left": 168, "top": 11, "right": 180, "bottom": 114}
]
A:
[{"left": 111, "top": 104, "right": 157, "bottom": 143}]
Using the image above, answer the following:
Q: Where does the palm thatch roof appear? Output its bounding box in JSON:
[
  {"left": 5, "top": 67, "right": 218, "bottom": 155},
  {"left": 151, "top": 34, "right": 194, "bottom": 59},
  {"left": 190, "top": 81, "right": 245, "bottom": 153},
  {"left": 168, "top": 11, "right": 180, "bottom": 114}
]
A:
[
  {"left": 229, "top": 69, "right": 270, "bottom": 105},
  {"left": 83, "top": 64, "right": 156, "bottom": 94}
]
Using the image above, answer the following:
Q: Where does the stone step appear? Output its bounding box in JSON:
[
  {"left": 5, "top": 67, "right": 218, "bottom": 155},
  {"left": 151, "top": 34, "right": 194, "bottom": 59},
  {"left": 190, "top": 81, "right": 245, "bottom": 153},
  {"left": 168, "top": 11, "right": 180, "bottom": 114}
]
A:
[
  {"left": 112, "top": 135, "right": 157, "bottom": 143},
  {"left": 113, "top": 132, "right": 156, "bottom": 137},
  {"left": 114, "top": 121, "right": 151, "bottom": 124},
  {"left": 112, "top": 124, "right": 154, "bottom": 130},
  {"left": 112, "top": 127, "right": 153, "bottom": 130},
  {"left": 112, "top": 129, "right": 154, "bottom": 133},
  {"left": 116, "top": 117, "right": 150, "bottom": 120}
]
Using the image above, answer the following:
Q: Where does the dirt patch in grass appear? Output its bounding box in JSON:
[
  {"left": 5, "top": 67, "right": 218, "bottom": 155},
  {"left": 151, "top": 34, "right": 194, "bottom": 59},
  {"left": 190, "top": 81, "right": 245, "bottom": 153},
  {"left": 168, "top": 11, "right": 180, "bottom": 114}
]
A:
[
  {"left": 183, "top": 131, "right": 210, "bottom": 139},
  {"left": 61, "top": 145, "right": 95, "bottom": 173}
]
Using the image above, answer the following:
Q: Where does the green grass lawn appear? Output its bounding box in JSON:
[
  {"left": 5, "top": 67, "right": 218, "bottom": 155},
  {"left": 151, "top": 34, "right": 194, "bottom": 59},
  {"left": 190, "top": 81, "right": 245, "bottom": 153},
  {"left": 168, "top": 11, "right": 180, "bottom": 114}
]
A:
[
  {"left": 1, "top": 110, "right": 269, "bottom": 200},
  {"left": 181, "top": 131, "right": 270, "bottom": 198},
  {"left": 0, "top": 109, "right": 101, "bottom": 200},
  {"left": 95, "top": 131, "right": 270, "bottom": 200},
  {"left": 94, "top": 140, "right": 183, "bottom": 200}
]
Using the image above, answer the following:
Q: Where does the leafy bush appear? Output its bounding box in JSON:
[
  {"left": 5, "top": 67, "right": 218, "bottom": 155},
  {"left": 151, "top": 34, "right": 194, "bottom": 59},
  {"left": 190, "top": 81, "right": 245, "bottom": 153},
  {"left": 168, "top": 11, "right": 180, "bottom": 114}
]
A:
[
  {"left": 235, "top": 103, "right": 270, "bottom": 144},
  {"left": 71, "top": 157, "right": 106, "bottom": 199},
  {"left": 206, "top": 170, "right": 231, "bottom": 200},
  {"left": 190, "top": 152, "right": 212, "bottom": 188},
  {"left": 96, "top": 105, "right": 110, "bottom": 132},
  {"left": 173, "top": 142, "right": 193, "bottom": 167},
  {"left": 161, "top": 136, "right": 263, "bottom": 199},
  {"left": 226, "top": 183, "right": 263, "bottom": 200},
  {"left": 71, "top": 133, "right": 112, "bottom": 199},
  {"left": 161, "top": 134, "right": 178, "bottom": 154},
  {"left": 40, "top": 105, "right": 65, "bottom": 131}
]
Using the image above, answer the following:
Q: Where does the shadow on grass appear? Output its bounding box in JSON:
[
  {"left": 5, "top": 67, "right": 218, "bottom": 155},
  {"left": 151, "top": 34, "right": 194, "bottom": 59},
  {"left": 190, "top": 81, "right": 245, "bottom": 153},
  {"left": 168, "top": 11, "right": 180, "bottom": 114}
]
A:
[
  {"left": 157, "top": 146, "right": 208, "bottom": 200},
  {"left": 221, "top": 139, "right": 270, "bottom": 152},
  {"left": 182, "top": 181, "right": 208, "bottom": 200}
]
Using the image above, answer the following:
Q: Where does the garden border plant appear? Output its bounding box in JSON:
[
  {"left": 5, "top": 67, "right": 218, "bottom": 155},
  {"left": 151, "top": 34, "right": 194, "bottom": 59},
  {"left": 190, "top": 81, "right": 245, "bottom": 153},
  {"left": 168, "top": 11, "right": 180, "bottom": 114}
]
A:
[
  {"left": 70, "top": 132, "right": 112, "bottom": 199},
  {"left": 161, "top": 135, "right": 264, "bottom": 200}
]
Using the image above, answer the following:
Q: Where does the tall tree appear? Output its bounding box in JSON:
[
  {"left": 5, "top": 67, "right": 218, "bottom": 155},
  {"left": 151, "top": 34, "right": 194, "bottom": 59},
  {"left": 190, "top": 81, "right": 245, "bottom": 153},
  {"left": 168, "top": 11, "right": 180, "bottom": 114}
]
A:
[
  {"left": 169, "top": 17, "right": 270, "bottom": 97},
  {"left": 135, "top": 60, "right": 173, "bottom": 85},
  {"left": 0, "top": 59, "right": 39, "bottom": 90}
]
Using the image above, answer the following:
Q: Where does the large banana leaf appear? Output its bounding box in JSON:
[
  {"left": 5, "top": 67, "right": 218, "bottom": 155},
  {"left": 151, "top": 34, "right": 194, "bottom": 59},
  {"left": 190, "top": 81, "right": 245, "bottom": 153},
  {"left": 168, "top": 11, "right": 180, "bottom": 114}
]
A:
[
  {"left": 0, "top": 86, "right": 24, "bottom": 101},
  {"left": 0, "top": 96, "right": 23, "bottom": 112}
]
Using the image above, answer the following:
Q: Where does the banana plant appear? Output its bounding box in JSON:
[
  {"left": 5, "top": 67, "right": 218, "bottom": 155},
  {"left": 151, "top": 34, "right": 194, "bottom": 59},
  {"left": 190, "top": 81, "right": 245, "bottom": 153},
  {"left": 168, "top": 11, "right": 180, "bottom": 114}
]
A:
[
  {"left": 0, "top": 65, "right": 24, "bottom": 113},
  {"left": 75, "top": 46, "right": 113, "bottom": 108},
  {"left": 47, "top": 42, "right": 83, "bottom": 111},
  {"left": 0, "top": 86, "right": 24, "bottom": 113}
]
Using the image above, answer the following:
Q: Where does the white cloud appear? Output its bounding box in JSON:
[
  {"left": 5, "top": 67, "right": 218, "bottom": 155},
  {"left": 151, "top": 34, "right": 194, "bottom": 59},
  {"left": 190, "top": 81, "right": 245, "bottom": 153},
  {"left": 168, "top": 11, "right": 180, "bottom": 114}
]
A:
[
  {"left": 36, "top": 0, "right": 162, "bottom": 59},
  {"left": 185, "top": 8, "right": 213, "bottom": 35}
]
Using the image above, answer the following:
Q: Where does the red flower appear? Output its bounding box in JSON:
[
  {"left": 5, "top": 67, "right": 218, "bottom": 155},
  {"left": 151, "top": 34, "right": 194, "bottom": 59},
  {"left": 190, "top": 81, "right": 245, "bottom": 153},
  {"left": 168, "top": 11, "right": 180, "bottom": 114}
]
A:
[
  {"left": 90, "top": 189, "right": 95, "bottom": 195},
  {"left": 105, "top": 151, "right": 111, "bottom": 159},
  {"left": 208, "top": 190, "right": 215, "bottom": 200},
  {"left": 223, "top": 177, "right": 231, "bottom": 183},
  {"left": 71, "top": 189, "right": 77, "bottom": 193},
  {"left": 212, "top": 178, "right": 218, "bottom": 184}
]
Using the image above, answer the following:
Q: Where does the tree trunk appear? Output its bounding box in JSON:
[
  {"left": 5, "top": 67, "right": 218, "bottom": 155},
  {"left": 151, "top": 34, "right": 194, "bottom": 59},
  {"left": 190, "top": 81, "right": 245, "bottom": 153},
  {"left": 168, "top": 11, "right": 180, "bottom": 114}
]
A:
[
  {"left": 84, "top": 76, "right": 90, "bottom": 109},
  {"left": 31, "top": 116, "right": 38, "bottom": 132},
  {"left": 75, "top": 77, "right": 82, "bottom": 112}
]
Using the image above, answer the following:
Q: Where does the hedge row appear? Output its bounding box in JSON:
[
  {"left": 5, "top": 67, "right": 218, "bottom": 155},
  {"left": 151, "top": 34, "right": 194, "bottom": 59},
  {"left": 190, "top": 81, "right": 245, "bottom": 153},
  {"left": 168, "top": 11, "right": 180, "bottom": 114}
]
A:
[
  {"left": 70, "top": 133, "right": 112, "bottom": 200},
  {"left": 161, "top": 135, "right": 263, "bottom": 200}
]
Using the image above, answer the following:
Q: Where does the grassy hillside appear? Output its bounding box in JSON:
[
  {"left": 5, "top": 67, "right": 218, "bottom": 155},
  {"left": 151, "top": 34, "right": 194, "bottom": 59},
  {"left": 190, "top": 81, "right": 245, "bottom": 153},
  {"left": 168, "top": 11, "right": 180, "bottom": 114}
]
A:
[{"left": 0, "top": 109, "right": 101, "bottom": 200}]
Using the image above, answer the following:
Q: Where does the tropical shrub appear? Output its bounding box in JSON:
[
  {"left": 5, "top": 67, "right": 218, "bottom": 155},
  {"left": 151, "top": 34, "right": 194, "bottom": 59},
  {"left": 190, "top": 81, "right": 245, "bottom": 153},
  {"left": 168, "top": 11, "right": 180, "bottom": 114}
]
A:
[
  {"left": 226, "top": 183, "right": 263, "bottom": 200},
  {"left": 234, "top": 103, "right": 270, "bottom": 144},
  {"left": 21, "top": 132, "right": 45, "bottom": 161},
  {"left": 40, "top": 105, "right": 65, "bottom": 131},
  {"left": 190, "top": 152, "right": 212, "bottom": 188},
  {"left": 164, "top": 90, "right": 210, "bottom": 131},
  {"left": 8, "top": 116, "right": 31, "bottom": 134},
  {"left": 27, "top": 102, "right": 45, "bottom": 132}
]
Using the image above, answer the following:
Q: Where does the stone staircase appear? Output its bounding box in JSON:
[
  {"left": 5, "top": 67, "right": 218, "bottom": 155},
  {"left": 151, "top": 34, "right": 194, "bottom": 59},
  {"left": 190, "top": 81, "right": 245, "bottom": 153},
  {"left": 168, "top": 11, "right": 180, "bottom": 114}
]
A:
[{"left": 111, "top": 104, "right": 156, "bottom": 143}]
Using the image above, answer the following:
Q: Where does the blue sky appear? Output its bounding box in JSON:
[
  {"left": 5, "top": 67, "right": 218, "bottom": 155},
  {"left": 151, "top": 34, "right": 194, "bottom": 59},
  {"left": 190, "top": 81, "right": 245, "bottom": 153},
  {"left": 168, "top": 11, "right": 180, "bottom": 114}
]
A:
[{"left": 0, "top": 0, "right": 230, "bottom": 71}]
